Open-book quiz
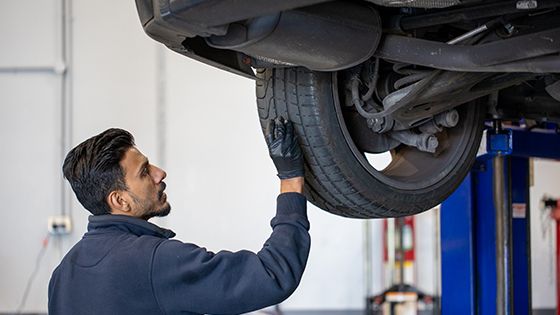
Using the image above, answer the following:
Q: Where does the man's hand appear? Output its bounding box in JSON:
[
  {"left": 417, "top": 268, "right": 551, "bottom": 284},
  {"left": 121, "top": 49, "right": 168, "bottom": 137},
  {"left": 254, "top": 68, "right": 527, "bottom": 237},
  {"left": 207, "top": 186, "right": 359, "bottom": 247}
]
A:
[{"left": 265, "top": 117, "right": 305, "bottom": 180}]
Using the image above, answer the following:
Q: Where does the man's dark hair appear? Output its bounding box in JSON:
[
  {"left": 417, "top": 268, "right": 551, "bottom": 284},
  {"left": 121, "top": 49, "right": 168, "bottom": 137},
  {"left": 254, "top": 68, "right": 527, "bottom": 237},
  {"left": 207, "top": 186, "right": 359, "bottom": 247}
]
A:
[{"left": 63, "top": 128, "right": 135, "bottom": 215}]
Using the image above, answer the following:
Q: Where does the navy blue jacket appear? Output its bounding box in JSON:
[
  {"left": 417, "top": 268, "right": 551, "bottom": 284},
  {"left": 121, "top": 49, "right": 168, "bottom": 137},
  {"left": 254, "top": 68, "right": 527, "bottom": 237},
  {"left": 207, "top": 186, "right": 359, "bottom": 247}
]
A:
[{"left": 48, "top": 192, "right": 310, "bottom": 315}]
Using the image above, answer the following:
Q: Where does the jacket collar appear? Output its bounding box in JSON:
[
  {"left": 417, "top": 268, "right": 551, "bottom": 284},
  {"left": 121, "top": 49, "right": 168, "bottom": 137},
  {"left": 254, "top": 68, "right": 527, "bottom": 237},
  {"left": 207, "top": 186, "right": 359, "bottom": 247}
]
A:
[{"left": 87, "top": 214, "right": 176, "bottom": 239}]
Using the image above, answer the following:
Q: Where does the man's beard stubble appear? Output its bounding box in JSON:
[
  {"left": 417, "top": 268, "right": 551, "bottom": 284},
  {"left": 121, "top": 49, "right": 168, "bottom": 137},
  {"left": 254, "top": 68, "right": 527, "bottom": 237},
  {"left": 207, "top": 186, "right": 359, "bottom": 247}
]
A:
[
  {"left": 129, "top": 185, "right": 171, "bottom": 220},
  {"left": 141, "top": 203, "right": 171, "bottom": 220}
]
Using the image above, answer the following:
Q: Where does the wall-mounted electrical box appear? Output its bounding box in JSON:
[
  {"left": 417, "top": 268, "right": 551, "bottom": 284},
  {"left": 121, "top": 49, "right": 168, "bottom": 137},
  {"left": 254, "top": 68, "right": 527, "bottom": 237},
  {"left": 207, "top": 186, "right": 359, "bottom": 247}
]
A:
[{"left": 48, "top": 215, "right": 72, "bottom": 235}]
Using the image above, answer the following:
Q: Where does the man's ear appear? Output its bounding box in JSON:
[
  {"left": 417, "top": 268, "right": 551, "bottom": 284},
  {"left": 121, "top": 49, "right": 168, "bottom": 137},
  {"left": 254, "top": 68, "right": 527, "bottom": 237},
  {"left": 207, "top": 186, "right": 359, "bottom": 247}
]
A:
[{"left": 107, "top": 190, "right": 131, "bottom": 214}]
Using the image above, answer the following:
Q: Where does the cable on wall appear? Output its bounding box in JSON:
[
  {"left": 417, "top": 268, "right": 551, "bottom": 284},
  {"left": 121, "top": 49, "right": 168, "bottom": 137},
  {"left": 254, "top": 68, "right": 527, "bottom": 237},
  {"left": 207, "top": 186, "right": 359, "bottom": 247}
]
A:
[{"left": 16, "top": 234, "right": 50, "bottom": 314}]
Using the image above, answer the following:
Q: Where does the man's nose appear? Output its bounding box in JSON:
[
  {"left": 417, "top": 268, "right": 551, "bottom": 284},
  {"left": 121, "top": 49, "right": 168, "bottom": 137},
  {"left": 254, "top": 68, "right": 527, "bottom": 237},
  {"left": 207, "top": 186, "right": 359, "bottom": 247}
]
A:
[{"left": 152, "top": 165, "right": 167, "bottom": 183}]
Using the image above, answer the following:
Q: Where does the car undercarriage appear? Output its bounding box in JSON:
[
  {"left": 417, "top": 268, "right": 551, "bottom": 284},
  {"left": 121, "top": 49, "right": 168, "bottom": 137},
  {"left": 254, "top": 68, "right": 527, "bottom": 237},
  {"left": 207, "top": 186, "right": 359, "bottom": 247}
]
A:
[{"left": 136, "top": 0, "right": 560, "bottom": 217}]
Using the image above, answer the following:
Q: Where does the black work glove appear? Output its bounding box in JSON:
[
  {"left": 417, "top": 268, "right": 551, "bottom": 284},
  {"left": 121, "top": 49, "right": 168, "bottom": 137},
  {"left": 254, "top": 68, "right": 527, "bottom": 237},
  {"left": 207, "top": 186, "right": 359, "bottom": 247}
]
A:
[{"left": 265, "top": 117, "right": 305, "bottom": 179}]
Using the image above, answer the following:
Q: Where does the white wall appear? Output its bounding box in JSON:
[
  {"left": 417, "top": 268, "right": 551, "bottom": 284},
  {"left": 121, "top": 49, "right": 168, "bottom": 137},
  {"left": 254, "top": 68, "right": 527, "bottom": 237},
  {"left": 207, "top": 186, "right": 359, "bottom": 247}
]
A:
[
  {"left": 530, "top": 159, "right": 560, "bottom": 310},
  {"left": 0, "top": 1, "right": 380, "bottom": 312},
  {"left": 415, "top": 208, "right": 439, "bottom": 296},
  {"left": 1, "top": 0, "right": 66, "bottom": 313}
]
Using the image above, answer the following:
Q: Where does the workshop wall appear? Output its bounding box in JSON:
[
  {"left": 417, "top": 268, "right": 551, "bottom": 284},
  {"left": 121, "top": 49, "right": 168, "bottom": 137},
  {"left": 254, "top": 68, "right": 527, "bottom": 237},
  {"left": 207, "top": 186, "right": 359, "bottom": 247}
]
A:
[
  {"left": 0, "top": 1, "right": 385, "bottom": 313},
  {"left": 0, "top": 0, "right": 70, "bottom": 313},
  {"left": 530, "top": 159, "right": 560, "bottom": 310}
]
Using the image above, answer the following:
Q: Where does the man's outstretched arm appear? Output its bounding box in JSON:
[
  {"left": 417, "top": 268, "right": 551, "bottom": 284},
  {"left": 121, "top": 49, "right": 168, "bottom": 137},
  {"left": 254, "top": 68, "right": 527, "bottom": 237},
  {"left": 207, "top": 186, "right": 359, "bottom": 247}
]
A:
[{"left": 151, "top": 118, "right": 310, "bottom": 314}]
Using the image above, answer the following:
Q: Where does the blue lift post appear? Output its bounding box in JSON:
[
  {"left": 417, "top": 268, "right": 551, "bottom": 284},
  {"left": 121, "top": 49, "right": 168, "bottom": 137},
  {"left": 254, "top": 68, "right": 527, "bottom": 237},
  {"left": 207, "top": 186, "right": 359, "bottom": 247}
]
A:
[{"left": 441, "top": 127, "right": 560, "bottom": 315}]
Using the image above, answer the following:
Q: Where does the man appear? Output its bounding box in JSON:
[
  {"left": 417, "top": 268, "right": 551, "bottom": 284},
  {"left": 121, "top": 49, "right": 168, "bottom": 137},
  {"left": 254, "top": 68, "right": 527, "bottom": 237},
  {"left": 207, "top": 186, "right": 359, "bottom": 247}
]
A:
[{"left": 48, "top": 118, "right": 310, "bottom": 315}]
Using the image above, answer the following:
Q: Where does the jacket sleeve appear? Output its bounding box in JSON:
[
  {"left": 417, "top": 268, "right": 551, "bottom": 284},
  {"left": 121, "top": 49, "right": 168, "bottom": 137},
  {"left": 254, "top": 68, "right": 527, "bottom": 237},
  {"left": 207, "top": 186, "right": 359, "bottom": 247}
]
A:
[{"left": 150, "top": 192, "right": 310, "bottom": 315}]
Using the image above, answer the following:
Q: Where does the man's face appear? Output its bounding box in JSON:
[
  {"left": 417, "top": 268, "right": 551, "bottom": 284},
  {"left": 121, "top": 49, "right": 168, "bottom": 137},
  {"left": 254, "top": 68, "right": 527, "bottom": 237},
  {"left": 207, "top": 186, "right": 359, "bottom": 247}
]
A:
[{"left": 119, "top": 147, "right": 170, "bottom": 220}]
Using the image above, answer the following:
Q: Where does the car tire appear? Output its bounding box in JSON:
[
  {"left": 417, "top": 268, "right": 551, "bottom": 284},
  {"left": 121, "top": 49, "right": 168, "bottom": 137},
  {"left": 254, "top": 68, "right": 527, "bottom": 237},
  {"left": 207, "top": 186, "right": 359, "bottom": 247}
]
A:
[{"left": 256, "top": 67, "right": 485, "bottom": 218}]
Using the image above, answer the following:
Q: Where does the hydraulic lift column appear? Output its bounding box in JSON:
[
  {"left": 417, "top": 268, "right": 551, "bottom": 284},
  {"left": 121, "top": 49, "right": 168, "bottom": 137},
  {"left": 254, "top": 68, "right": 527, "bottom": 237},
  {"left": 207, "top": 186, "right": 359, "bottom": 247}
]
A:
[
  {"left": 440, "top": 126, "right": 560, "bottom": 315},
  {"left": 492, "top": 121, "right": 513, "bottom": 315}
]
